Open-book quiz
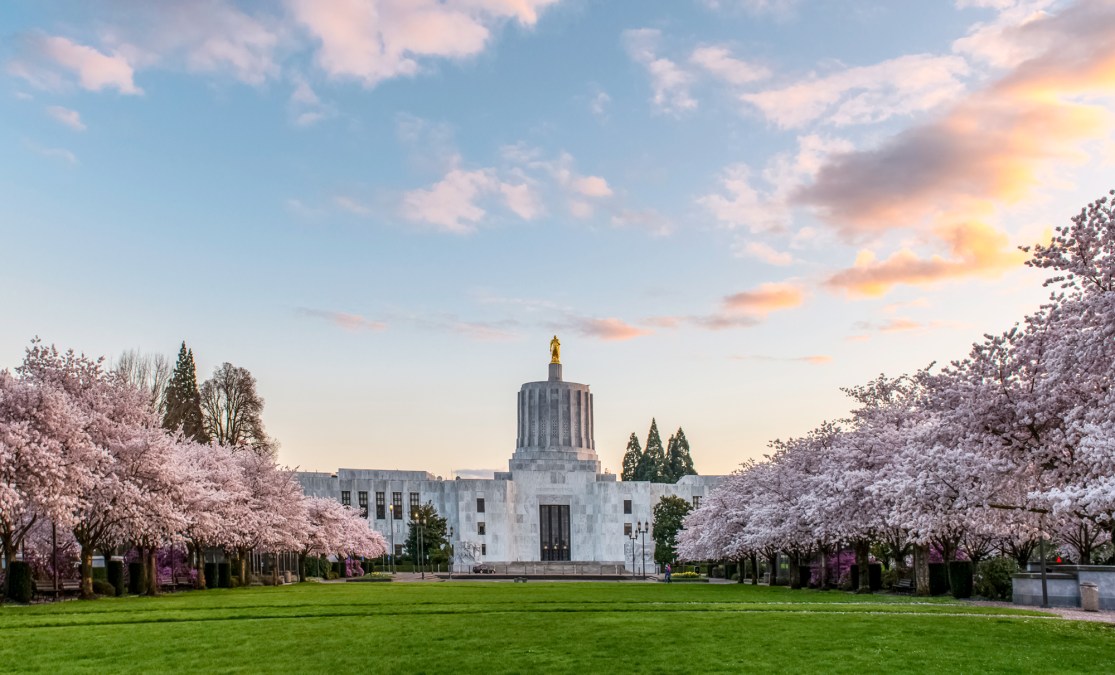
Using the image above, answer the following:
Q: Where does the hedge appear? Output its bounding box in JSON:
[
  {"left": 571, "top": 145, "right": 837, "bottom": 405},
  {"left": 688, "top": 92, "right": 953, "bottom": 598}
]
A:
[
  {"left": 128, "top": 561, "right": 146, "bottom": 595},
  {"left": 205, "top": 562, "right": 219, "bottom": 589},
  {"left": 218, "top": 562, "right": 231, "bottom": 589},
  {"left": 5, "top": 561, "right": 33, "bottom": 603},
  {"left": 948, "top": 560, "right": 974, "bottom": 599},
  {"left": 850, "top": 563, "right": 883, "bottom": 591},
  {"left": 107, "top": 560, "right": 125, "bottom": 597},
  {"left": 927, "top": 563, "right": 950, "bottom": 596}
]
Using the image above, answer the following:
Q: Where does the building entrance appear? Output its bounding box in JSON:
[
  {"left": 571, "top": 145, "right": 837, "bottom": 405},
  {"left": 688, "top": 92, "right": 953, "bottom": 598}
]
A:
[{"left": 539, "top": 505, "right": 571, "bottom": 561}]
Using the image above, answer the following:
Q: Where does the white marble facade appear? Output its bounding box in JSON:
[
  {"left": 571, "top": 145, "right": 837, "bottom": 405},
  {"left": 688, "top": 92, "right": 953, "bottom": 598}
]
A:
[{"left": 297, "top": 357, "right": 723, "bottom": 570}]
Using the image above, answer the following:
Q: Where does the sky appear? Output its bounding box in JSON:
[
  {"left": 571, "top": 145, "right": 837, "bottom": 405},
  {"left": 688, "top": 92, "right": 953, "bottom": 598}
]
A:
[{"left": 2, "top": 0, "right": 1114, "bottom": 479}]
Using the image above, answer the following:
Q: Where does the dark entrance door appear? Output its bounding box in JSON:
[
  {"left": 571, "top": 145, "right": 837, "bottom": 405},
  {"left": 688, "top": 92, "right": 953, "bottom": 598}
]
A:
[{"left": 539, "top": 505, "right": 571, "bottom": 561}]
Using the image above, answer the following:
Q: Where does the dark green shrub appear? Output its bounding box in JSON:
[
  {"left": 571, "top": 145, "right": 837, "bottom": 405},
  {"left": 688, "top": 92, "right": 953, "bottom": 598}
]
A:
[
  {"left": 850, "top": 564, "right": 883, "bottom": 591},
  {"left": 218, "top": 562, "right": 231, "bottom": 589},
  {"left": 975, "top": 557, "right": 1017, "bottom": 600},
  {"left": 128, "top": 561, "right": 146, "bottom": 595},
  {"left": 229, "top": 575, "right": 241, "bottom": 589},
  {"left": 332, "top": 561, "right": 344, "bottom": 578},
  {"left": 92, "top": 566, "right": 108, "bottom": 582},
  {"left": 798, "top": 566, "right": 811, "bottom": 589},
  {"left": 107, "top": 560, "right": 125, "bottom": 597},
  {"left": 6, "top": 561, "right": 33, "bottom": 603},
  {"left": 928, "top": 563, "right": 950, "bottom": 595},
  {"left": 878, "top": 562, "right": 896, "bottom": 589},
  {"left": 205, "top": 562, "right": 218, "bottom": 588},
  {"left": 93, "top": 580, "right": 116, "bottom": 596},
  {"left": 948, "top": 560, "right": 974, "bottom": 599}
]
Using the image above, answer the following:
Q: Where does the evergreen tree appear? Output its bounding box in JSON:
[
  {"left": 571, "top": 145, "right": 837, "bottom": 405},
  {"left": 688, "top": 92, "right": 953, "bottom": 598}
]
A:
[
  {"left": 652, "top": 495, "right": 692, "bottom": 564},
  {"left": 404, "top": 502, "right": 449, "bottom": 565},
  {"left": 162, "top": 342, "right": 208, "bottom": 443},
  {"left": 634, "top": 418, "right": 666, "bottom": 482},
  {"left": 620, "top": 433, "right": 643, "bottom": 481},
  {"left": 664, "top": 427, "right": 697, "bottom": 483}
]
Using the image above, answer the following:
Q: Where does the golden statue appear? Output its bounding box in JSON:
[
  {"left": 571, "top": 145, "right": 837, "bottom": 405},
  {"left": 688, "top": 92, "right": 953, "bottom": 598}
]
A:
[{"left": 550, "top": 335, "right": 561, "bottom": 364}]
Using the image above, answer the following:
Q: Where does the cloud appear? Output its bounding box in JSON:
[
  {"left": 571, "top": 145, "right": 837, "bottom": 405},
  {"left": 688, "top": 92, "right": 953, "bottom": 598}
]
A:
[
  {"left": 400, "top": 166, "right": 539, "bottom": 233},
  {"left": 701, "top": 0, "right": 798, "bottom": 16},
  {"left": 9, "top": 34, "right": 141, "bottom": 94},
  {"left": 741, "top": 53, "right": 969, "bottom": 129},
  {"left": 289, "top": 73, "right": 334, "bottom": 126},
  {"left": 736, "top": 241, "right": 794, "bottom": 266},
  {"left": 824, "top": 221, "right": 1026, "bottom": 296},
  {"left": 699, "top": 134, "right": 853, "bottom": 233},
  {"left": 689, "top": 45, "right": 770, "bottom": 86},
  {"left": 723, "top": 282, "right": 805, "bottom": 313},
  {"left": 570, "top": 175, "right": 612, "bottom": 198},
  {"left": 334, "top": 195, "right": 373, "bottom": 216},
  {"left": 732, "top": 354, "right": 831, "bottom": 364},
  {"left": 796, "top": 0, "right": 1115, "bottom": 243},
  {"left": 590, "top": 89, "right": 611, "bottom": 120},
  {"left": 566, "top": 317, "right": 652, "bottom": 341},
  {"left": 297, "top": 307, "right": 387, "bottom": 332},
  {"left": 45, "top": 105, "right": 85, "bottom": 131},
  {"left": 952, "top": 0, "right": 1056, "bottom": 69},
  {"left": 498, "top": 146, "right": 615, "bottom": 220},
  {"left": 289, "top": 0, "right": 558, "bottom": 88},
  {"left": 27, "top": 142, "right": 77, "bottom": 166},
  {"left": 610, "top": 208, "right": 673, "bottom": 237},
  {"left": 622, "top": 28, "right": 697, "bottom": 115},
  {"left": 852, "top": 316, "right": 963, "bottom": 333}
]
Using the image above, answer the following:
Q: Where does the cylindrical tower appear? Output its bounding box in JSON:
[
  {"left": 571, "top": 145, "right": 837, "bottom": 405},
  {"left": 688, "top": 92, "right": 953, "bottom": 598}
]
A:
[{"left": 509, "top": 339, "right": 600, "bottom": 473}]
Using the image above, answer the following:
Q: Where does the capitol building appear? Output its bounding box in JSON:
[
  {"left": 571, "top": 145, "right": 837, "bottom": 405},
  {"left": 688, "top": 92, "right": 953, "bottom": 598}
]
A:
[{"left": 297, "top": 339, "right": 723, "bottom": 571}]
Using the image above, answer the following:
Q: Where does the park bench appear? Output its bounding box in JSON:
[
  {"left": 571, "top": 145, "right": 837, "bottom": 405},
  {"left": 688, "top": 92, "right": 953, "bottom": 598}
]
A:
[
  {"left": 893, "top": 578, "right": 914, "bottom": 594},
  {"left": 33, "top": 579, "right": 81, "bottom": 600}
]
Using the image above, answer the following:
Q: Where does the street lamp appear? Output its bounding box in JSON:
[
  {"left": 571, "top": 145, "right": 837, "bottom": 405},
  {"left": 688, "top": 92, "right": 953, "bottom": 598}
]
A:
[
  {"left": 628, "top": 529, "right": 638, "bottom": 580},
  {"left": 636, "top": 521, "right": 650, "bottom": 578},
  {"left": 446, "top": 526, "right": 455, "bottom": 580},
  {"left": 388, "top": 505, "right": 396, "bottom": 575}
]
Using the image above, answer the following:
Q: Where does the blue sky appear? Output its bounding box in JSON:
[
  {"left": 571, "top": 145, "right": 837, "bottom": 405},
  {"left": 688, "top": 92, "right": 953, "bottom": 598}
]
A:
[{"left": 2, "top": 0, "right": 1113, "bottom": 477}]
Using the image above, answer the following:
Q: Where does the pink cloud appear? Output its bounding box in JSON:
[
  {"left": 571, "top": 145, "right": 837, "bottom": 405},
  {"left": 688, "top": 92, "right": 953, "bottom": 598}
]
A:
[
  {"left": 11, "top": 34, "right": 140, "bottom": 94},
  {"left": 568, "top": 317, "right": 652, "bottom": 341},
  {"left": 723, "top": 282, "right": 804, "bottom": 313},
  {"left": 298, "top": 308, "right": 387, "bottom": 332}
]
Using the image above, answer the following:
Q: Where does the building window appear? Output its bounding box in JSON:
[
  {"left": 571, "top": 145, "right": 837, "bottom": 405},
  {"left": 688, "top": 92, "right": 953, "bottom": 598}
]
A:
[
  {"left": 392, "top": 492, "right": 402, "bottom": 519},
  {"left": 341, "top": 491, "right": 351, "bottom": 506},
  {"left": 624, "top": 522, "right": 632, "bottom": 536},
  {"left": 394, "top": 544, "right": 403, "bottom": 558},
  {"left": 477, "top": 497, "right": 485, "bottom": 513},
  {"left": 478, "top": 522, "right": 486, "bottom": 535},
  {"left": 623, "top": 499, "right": 632, "bottom": 515},
  {"left": 409, "top": 492, "right": 419, "bottom": 517},
  {"left": 375, "top": 492, "right": 385, "bottom": 520},
  {"left": 358, "top": 491, "right": 368, "bottom": 518},
  {"left": 481, "top": 544, "right": 487, "bottom": 556},
  {"left": 692, "top": 496, "right": 701, "bottom": 508}
]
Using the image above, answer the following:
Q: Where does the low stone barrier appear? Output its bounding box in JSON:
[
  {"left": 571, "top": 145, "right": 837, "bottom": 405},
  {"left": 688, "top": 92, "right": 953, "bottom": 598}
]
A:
[{"left": 1012, "top": 566, "right": 1115, "bottom": 610}]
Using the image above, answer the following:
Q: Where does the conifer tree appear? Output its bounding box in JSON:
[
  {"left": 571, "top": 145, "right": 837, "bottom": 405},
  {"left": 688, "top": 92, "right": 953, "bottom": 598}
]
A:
[
  {"left": 620, "top": 433, "right": 643, "bottom": 481},
  {"left": 163, "top": 342, "right": 208, "bottom": 443},
  {"left": 665, "top": 427, "right": 697, "bottom": 483},
  {"left": 635, "top": 418, "right": 666, "bottom": 482}
]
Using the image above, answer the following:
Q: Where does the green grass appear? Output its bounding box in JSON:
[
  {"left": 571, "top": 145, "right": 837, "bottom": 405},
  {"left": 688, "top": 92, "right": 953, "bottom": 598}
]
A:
[{"left": 2, "top": 582, "right": 1112, "bottom": 673}]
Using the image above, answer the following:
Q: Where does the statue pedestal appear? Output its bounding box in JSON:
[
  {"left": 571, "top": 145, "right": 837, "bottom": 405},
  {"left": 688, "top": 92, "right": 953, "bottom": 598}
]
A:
[{"left": 548, "top": 363, "right": 562, "bottom": 381}]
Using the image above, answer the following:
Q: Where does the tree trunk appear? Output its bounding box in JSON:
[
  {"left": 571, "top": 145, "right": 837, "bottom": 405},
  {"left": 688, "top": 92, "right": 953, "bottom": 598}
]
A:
[
  {"left": 819, "top": 548, "right": 829, "bottom": 590},
  {"left": 298, "top": 553, "right": 307, "bottom": 583},
  {"left": 766, "top": 552, "right": 778, "bottom": 586},
  {"left": 749, "top": 553, "right": 758, "bottom": 585},
  {"left": 193, "top": 542, "right": 207, "bottom": 590},
  {"left": 145, "top": 547, "right": 160, "bottom": 596},
  {"left": 914, "top": 543, "right": 930, "bottom": 597},
  {"left": 2, "top": 546, "right": 15, "bottom": 601},
  {"left": 855, "top": 539, "right": 871, "bottom": 594},
  {"left": 79, "top": 545, "right": 95, "bottom": 600},
  {"left": 788, "top": 552, "right": 802, "bottom": 589},
  {"left": 237, "top": 548, "right": 249, "bottom": 584}
]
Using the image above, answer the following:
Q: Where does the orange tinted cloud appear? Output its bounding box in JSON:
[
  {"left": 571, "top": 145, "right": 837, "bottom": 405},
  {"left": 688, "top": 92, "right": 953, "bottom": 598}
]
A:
[
  {"left": 797, "top": 0, "right": 1115, "bottom": 295},
  {"left": 723, "top": 282, "right": 805, "bottom": 313},
  {"left": 569, "top": 317, "right": 651, "bottom": 341},
  {"left": 825, "top": 220, "right": 1026, "bottom": 296}
]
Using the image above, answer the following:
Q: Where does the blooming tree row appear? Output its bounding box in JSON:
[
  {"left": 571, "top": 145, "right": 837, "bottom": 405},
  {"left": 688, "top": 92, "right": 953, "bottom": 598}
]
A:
[
  {"left": 0, "top": 341, "right": 385, "bottom": 599},
  {"left": 678, "top": 190, "right": 1115, "bottom": 594}
]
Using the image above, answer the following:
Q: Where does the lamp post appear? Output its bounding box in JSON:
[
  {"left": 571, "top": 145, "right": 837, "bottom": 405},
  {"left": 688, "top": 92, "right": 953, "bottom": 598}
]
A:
[
  {"left": 628, "top": 529, "right": 638, "bottom": 580},
  {"left": 636, "top": 521, "right": 650, "bottom": 579},
  {"left": 388, "top": 505, "right": 396, "bottom": 575},
  {"left": 416, "top": 510, "right": 426, "bottom": 580},
  {"left": 446, "top": 526, "right": 455, "bottom": 580}
]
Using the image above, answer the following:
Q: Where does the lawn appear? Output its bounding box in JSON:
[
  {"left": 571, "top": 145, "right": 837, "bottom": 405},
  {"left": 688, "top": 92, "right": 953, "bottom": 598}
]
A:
[{"left": 1, "top": 582, "right": 1112, "bottom": 673}]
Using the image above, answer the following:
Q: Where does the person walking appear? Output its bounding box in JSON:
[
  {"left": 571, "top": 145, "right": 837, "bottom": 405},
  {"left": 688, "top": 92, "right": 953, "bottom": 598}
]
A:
[{"left": 665, "top": 563, "right": 672, "bottom": 583}]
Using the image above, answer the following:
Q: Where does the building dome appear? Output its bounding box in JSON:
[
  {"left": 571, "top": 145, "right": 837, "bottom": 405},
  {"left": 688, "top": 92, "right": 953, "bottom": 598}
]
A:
[{"left": 509, "top": 338, "right": 599, "bottom": 473}]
